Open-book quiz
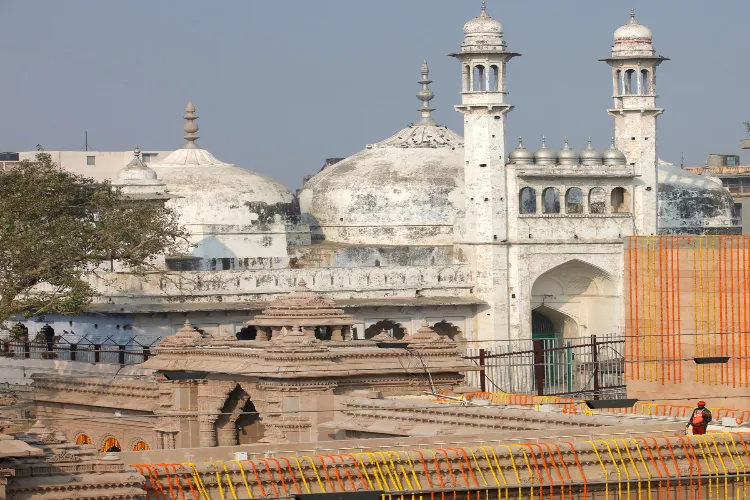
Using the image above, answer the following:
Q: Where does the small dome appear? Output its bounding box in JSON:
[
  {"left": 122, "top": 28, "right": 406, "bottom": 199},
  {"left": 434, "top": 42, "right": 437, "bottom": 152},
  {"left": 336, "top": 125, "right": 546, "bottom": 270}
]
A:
[
  {"left": 508, "top": 137, "right": 534, "bottom": 164},
  {"left": 603, "top": 138, "right": 627, "bottom": 166},
  {"left": 614, "top": 10, "right": 652, "bottom": 42},
  {"left": 534, "top": 137, "right": 557, "bottom": 166},
  {"left": 464, "top": 9, "right": 503, "bottom": 37},
  {"left": 580, "top": 138, "right": 603, "bottom": 165},
  {"left": 116, "top": 148, "right": 158, "bottom": 182},
  {"left": 557, "top": 138, "right": 580, "bottom": 165},
  {"left": 461, "top": 2, "right": 505, "bottom": 51}
]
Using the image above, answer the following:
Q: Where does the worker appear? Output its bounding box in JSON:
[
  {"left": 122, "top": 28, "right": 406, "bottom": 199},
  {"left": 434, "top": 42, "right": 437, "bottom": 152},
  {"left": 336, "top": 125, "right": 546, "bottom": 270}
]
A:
[{"left": 686, "top": 400, "right": 712, "bottom": 435}]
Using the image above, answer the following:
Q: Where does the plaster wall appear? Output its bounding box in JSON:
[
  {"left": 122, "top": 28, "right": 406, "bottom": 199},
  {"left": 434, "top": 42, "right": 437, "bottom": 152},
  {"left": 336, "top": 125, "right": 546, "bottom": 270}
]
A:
[{"left": 17, "top": 150, "right": 170, "bottom": 182}]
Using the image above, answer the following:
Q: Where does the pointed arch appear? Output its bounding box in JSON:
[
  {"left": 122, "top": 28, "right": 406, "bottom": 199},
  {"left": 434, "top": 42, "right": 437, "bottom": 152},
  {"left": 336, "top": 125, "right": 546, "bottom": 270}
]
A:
[
  {"left": 364, "top": 320, "right": 406, "bottom": 340},
  {"left": 431, "top": 320, "right": 462, "bottom": 340}
]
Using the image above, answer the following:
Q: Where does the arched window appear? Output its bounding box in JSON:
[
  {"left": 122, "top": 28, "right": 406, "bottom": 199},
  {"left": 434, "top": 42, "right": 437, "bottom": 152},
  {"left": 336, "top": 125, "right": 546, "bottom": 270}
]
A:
[
  {"left": 624, "top": 69, "right": 636, "bottom": 94},
  {"left": 519, "top": 187, "right": 537, "bottom": 214},
  {"left": 566, "top": 188, "right": 583, "bottom": 214},
  {"left": 364, "top": 320, "right": 406, "bottom": 340},
  {"left": 542, "top": 188, "right": 561, "bottom": 214},
  {"left": 102, "top": 437, "right": 121, "bottom": 453},
  {"left": 236, "top": 326, "right": 257, "bottom": 341},
  {"left": 489, "top": 65, "right": 499, "bottom": 92},
  {"left": 432, "top": 321, "right": 462, "bottom": 340},
  {"left": 473, "top": 65, "right": 486, "bottom": 91},
  {"left": 611, "top": 187, "right": 630, "bottom": 213},
  {"left": 132, "top": 441, "right": 150, "bottom": 451},
  {"left": 616, "top": 70, "right": 623, "bottom": 95},
  {"left": 589, "top": 188, "right": 607, "bottom": 214},
  {"left": 463, "top": 65, "right": 471, "bottom": 92},
  {"left": 75, "top": 434, "right": 92, "bottom": 445},
  {"left": 641, "top": 69, "right": 651, "bottom": 94}
]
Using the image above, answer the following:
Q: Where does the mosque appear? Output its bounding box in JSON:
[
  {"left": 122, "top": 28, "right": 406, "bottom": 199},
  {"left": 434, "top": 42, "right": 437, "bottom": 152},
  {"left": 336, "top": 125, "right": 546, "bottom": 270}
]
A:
[{"left": 7, "top": 5, "right": 738, "bottom": 346}]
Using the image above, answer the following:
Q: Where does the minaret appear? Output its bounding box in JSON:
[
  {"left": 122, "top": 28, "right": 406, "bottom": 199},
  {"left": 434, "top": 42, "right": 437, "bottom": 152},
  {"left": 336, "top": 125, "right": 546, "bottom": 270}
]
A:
[
  {"left": 450, "top": 2, "right": 520, "bottom": 341},
  {"left": 602, "top": 9, "right": 667, "bottom": 235},
  {"left": 450, "top": 1, "right": 519, "bottom": 243}
]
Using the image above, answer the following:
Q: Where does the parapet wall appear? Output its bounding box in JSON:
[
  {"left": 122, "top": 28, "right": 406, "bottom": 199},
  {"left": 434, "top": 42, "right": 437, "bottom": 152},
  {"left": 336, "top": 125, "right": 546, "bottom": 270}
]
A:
[
  {"left": 126, "top": 432, "right": 748, "bottom": 499},
  {"left": 625, "top": 235, "right": 750, "bottom": 406}
]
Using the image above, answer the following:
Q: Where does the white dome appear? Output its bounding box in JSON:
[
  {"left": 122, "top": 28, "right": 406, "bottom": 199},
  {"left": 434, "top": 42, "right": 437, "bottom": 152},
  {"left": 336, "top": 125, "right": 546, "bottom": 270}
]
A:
[
  {"left": 464, "top": 11, "right": 502, "bottom": 37},
  {"left": 300, "top": 123, "right": 464, "bottom": 246},
  {"left": 152, "top": 149, "right": 293, "bottom": 226},
  {"left": 152, "top": 102, "right": 294, "bottom": 227},
  {"left": 460, "top": 4, "right": 505, "bottom": 51},
  {"left": 614, "top": 16, "right": 652, "bottom": 42}
]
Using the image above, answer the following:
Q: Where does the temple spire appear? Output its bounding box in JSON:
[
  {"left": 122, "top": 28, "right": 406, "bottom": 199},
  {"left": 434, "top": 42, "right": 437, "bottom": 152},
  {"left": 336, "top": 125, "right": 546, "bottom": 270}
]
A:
[
  {"left": 183, "top": 101, "right": 199, "bottom": 149},
  {"left": 416, "top": 60, "right": 436, "bottom": 125}
]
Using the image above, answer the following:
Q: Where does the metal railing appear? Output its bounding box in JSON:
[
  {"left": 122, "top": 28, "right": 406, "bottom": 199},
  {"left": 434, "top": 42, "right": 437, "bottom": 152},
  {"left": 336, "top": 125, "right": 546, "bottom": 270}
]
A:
[
  {"left": 465, "top": 334, "right": 625, "bottom": 399},
  {"left": 0, "top": 336, "right": 158, "bottom": 365}
]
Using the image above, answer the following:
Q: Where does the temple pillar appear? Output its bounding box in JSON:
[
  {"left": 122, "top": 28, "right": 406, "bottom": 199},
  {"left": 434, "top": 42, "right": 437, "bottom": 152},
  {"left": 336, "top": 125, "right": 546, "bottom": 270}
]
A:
[
  {"left": 196, "top": 380, "right": 235, "bottom": 448},
  {"left": 331, "top": 326, "right": 343, "bottom": 341},
  {"left": 198, "top": 416, "right": 219, "bottom": 448}
]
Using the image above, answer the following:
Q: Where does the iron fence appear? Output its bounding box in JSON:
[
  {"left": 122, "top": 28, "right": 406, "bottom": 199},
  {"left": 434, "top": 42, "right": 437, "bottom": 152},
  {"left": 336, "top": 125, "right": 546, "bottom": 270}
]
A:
[
  {"left": 0, "top": 336, "right": 157, "bottom": 365},
  {"left": 465, "top": 334, "right": 625, "bottom": 399}
]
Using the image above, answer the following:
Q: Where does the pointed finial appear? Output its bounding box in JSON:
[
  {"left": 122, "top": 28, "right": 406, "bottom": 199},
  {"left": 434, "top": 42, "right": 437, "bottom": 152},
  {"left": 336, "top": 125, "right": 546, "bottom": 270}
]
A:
[
  {"left": 630, "top": 8, "right": 635, "bottom": 19},
  {"left": 518, "top": 136, "right": 524, "bottom": 147},
  {"left": 134, "top": 146, "right": 141, "bottom": 158},
  {"left": 482, "top": 0, "right": 487, "bottom": 13},
  {"left": 610, "top": 137, "right": 616, "bottom": 149},
  {"left": 416, "top": 59, "right": 436, "bottom": 125},
  {"left": 541, "top": 136, "right": 547, "bottom": 148},
  {"left": 183, "top": 101, "right": 199, "bottom": 149},
  {"left": 588, "top": 137, "right": 592, "bottom": 146},
  {"left": 564, "top": 137, "right": 569, "bottom": 147}
]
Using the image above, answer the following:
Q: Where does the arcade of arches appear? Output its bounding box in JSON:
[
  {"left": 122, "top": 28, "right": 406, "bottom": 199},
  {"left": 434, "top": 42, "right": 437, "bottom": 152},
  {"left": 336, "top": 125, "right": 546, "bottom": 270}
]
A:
[
  {"left": 363, "top": 320, "right": 463, "bottom": 340},
  {"left": 530, "top": 260, "right": 619, "bottom": 339}
]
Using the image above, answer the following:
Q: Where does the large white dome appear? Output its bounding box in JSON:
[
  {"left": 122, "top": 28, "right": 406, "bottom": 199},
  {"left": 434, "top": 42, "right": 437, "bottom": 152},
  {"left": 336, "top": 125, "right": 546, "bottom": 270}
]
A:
[
  {"left": 300, "top": 125, "right": 464, "bottom": 245},
  {"left": 152, "top": 102, "right": 294, "bottom": 227},
  {"left": 301, "top": 62, "right": 465, "bottom": 246}
]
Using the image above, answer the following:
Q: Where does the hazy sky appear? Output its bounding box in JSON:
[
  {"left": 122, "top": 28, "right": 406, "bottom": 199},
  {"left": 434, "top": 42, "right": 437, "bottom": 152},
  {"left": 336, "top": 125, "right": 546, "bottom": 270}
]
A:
[{"left": 0, "top": 1, "right": 747, "bottom": 188}]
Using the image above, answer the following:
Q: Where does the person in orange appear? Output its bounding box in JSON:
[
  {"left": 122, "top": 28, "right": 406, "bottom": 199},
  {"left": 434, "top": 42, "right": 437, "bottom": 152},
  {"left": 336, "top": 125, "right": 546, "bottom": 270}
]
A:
[{"left": 686, "top": 401, "right": 712, "bottom": 435}]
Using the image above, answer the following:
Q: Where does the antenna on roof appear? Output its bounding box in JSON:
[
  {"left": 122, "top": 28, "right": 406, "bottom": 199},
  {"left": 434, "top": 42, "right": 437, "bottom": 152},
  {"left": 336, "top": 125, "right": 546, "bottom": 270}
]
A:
[{"left": 81, "top": 131, "right": 93, "bottom": 152}]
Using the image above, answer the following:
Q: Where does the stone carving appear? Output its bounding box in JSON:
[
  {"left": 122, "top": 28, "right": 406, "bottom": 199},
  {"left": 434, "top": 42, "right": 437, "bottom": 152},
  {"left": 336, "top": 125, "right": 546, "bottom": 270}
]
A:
[{"left": 159, "top": 319, "right": 209, "bottom": 348}]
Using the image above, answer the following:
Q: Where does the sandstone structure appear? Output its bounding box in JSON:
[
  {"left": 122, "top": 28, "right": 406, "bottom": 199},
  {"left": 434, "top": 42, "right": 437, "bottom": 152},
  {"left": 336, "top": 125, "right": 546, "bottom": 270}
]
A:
[{"left": 32, "top": 285, "right": 474, "bottom": 451}]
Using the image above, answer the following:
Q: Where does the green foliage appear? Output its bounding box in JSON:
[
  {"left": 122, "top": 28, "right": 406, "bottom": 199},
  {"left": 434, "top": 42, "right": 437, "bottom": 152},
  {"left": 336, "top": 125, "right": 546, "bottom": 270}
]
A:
[{"left": 0, "top": 153, "right": 188, "bottom": 325}]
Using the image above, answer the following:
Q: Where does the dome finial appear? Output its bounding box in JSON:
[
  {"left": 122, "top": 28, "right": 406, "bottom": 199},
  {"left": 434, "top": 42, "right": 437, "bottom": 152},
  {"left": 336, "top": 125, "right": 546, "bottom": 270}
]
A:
[
  {"left": 630, "top": 8, "right": 635, "bottom": 19},
  {"left": 416, "top": 59, "right": 436, "bottom": 125},
  {"left": 541, "top": 136, "right": 547, "bottom": 148},
  {"left": 481, "top": 0, "right": 487, "bottom": 14},
  {"left": 518, "top": 136, "right": 523, "bottom": 147},
  {"left": 183, "top": 101, "right": 200, "bottom": 149},
  {"left": 134, "top": 146, "right": 141, "bottom": 158}
]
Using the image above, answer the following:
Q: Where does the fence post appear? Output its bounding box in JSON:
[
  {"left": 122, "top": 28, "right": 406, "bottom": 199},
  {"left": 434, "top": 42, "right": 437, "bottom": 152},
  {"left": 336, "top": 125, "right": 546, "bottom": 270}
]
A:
[
  {"left": 94, "top": 344, "right": 101, "bottom": 363},
  {"left": 24, "top": 342, "right": 30, "bottom": 359},
  {"left": 1, "top": 341, "right": 7, "bottom": 354},
  {"left": 118, "top": 345, "right": 126, "bottom": 365},
  {"left": 479, "top": 348, "right": 486, "bottom": 392},
  {"left": 533, "top": 339, "right": 545, "bottom": 396},
  {"left": 143, "top": 348, "right": 150, "bottom": 363},
  {"left": 591, "top": 334, "right": 600, "bottom": 399},
  {"left": 70, "top": 343, "right": 77, "bottom": 362}
]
